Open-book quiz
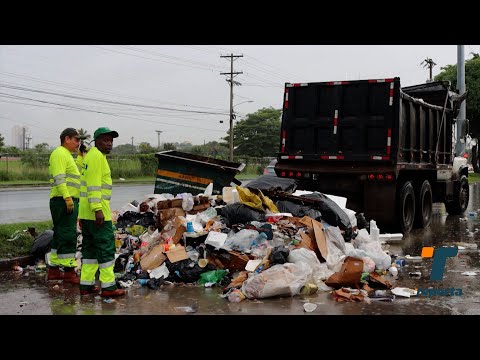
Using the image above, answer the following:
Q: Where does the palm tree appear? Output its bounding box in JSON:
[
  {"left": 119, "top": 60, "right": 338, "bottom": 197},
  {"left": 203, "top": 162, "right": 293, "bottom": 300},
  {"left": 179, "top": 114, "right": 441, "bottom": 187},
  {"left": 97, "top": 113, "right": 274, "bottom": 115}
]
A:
[{"left": 77, "top": 128, "right": 91, "bottom": 141}]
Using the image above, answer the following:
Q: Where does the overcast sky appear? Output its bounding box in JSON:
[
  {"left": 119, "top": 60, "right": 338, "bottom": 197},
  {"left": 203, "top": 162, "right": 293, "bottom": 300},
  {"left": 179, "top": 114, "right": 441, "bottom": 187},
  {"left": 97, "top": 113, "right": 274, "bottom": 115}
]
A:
[{"left": 1, "top": 45, "right": 479, "bottom": 148}]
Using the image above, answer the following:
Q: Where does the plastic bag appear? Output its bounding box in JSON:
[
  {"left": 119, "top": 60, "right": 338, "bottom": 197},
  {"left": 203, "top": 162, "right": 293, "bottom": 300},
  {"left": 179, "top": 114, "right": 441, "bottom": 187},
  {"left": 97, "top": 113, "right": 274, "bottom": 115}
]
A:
[
  {"left": 218, "top": 203, "right": 266, "bottom": 227},
  {"left": 198, "top": 269, "right": 228, "bottom": 285},
  {"left": 241, "top": 262, "right": 311, "bottom": 299},
  {"left": 31, "top": 230, "right": 54, "bottom": 259},
  {"left": 288, "top": 248, "right": 334, "bottom": 283},
  {"left": 246, "top": 175, "right": 299, "bottom": 194},
  {"left": 324, "top": 226, "right": 347, "bottom": 271},
  {"left": 354, "top": 229, "right": 391, "bottom": 270},
  {"left": 222, "top": 229, "right": 259, "bottom": 252},
  {"left": 301, "top": 192, "right": 352, "bottom": 231}
]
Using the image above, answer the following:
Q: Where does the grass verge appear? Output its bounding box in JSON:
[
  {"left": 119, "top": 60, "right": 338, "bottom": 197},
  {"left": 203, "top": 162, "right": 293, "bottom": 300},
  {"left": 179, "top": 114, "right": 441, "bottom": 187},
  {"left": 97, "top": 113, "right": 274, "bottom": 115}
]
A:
[
  {"left": 469, "top": 172, "right": 480, "bottom": 184},
  {"left": 0, "top": 221, "right": 53, "bottom": 259}
]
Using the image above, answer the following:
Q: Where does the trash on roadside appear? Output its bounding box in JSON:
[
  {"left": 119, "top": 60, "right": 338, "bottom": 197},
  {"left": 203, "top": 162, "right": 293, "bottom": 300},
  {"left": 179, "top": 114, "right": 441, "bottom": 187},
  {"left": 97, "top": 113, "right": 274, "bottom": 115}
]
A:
[
  {"left": 391, "top": 287, "right": 417, "bottom": 298},
  {"left": 461, "top": 271, "right": 477, "bottom": 276},
  {"left": 303, "top": 302, "right": 317, "bottom": 312}
]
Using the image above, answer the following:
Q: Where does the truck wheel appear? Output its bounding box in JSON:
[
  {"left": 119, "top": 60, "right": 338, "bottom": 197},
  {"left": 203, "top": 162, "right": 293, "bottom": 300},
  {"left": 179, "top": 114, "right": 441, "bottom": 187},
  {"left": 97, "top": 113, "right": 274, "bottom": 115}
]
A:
[
  {"left": 414, "top": 180, "right": 432, "bottom": 228},
  {"left": 398, "top": 181, "right": 415, "bottom": 234},
  {"left": 445, "top": 175, "right": 469, "bottom": 215}
]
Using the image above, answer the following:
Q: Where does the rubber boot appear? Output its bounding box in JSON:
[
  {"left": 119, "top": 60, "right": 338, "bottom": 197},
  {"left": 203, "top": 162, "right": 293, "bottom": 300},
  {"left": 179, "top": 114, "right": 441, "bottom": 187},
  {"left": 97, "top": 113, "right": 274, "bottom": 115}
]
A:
[
  {"left": 47, "top": 266, "right": 64, "bottom": 280},
  {"left": 63, "top": 267, "right": 81, "bottom": 285},
  {"left": 101, "top": 288, "right": 126, "bottom": 298}
]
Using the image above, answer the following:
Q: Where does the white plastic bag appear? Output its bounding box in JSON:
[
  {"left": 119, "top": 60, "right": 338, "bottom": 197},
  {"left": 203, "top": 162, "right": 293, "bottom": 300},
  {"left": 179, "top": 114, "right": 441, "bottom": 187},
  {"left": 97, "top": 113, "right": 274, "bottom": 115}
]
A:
[
  {"left": 288, "top": 248, "right": 334, "bottom": 283},
  {"left": 324, "top": 226, "right": 347, "bottom": 272},
  {"left": 241, "top": 263, "right": 312, "bottom": 299}
]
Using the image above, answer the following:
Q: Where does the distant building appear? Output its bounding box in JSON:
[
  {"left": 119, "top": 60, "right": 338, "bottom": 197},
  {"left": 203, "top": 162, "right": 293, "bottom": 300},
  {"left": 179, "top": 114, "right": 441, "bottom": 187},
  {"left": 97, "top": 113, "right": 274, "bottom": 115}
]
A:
[{"left": 11, "top": 125, "right": 29, "bottom": 149}]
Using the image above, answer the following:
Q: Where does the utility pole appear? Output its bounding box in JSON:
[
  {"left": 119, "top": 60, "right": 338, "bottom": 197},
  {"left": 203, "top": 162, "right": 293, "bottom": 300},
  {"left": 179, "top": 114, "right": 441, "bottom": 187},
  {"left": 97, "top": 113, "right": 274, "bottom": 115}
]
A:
[
  {"left": 131, "top": 137, "right": 134, "bottom": 154},
  {"left": 421, "top": 57, "right": 437, "bottom": 82},
  {"left": 22, "top": 127, "right": 26, "bottom": 151},
  {"left": 155, "top": 130, "right": 163, "bottom": 151},
  {"left": 221, "top": 53, "right": 243, "bottom": 161},
  {"left": 456, "top": 45, "right": 466, "bottom": 156}
]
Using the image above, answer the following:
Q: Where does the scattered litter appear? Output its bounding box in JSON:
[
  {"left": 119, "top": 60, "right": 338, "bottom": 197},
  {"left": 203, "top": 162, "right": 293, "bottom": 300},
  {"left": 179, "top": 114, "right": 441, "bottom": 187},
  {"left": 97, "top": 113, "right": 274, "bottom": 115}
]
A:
[
  {"left": 303, "top": 302, "right": 317, "bottom": 312},
  {"left": 13, "top": 265, "right": 23, "bottom": 272},
  {"left": 389, "top": 266, "right": 398, "bottom": 276},
  {"left": 409, "top": 271, "right": 422, "bottom": 278},
  {"left": 52, "top": 285, "right": 60, "bottom": 290},
  {"left": 19, "top": 301, "right": 28, "bottom": 307},
  {"left": 103, "top": 298, "right": 115, "bottom": 303},
  {"left": 391, "top": 287, "right": 417, "bottom": 298},
  {"left": 379, "top": 233, "right": 403, "bottom": 242},
  {"left": 461, "top": 272, "right": 477, "bottom": 276},
  {"left": 175, "top": 305, "right": 198, "bottom": 313},
  {"left": 405, "top": 255, "right": 423, "bottom": 261}
]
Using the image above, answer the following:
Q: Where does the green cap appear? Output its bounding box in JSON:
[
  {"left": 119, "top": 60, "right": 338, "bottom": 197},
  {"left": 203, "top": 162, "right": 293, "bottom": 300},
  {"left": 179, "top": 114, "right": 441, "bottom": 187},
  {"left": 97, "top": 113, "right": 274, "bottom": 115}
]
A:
[{"left": 93, "top": 127, "right": 119, "bottom": 140}]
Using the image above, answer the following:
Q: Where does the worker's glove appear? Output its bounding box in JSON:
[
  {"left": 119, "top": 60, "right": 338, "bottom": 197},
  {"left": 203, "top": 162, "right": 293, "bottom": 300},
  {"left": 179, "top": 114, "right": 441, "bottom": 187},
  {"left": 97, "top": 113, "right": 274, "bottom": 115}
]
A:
[
  {"left": 95, "top": 210, "right": 105, "bottom": 227},
  {"left": 65, "top": 197, "right": 74, "bottom": 214}
]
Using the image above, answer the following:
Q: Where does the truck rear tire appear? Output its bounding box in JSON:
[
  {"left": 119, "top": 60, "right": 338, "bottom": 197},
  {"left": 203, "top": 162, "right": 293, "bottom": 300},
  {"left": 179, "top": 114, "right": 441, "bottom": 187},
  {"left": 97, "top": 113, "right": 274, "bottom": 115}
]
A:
[
  {"left": 414, "top": 180, "right": 432, "bottom": 228},
  {"left": 445, "top": 175, "right": 469, "bottom": 215},
  {"left": 398, "top": 181, "right": 415, "bottom": 234}
]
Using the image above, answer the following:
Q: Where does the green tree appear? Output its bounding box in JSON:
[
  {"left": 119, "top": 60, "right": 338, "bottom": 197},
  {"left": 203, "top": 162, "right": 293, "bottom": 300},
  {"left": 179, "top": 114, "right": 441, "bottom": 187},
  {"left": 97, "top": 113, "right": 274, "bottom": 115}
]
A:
[
  {"left": 0, "top": 133, "right": 4, "bottom": 149},
  {"left": 434, "top": 54, "right": 480, "bottom": 138},
  {"left": 163, "top": 142, "right": 177, "bottom": 151},
  {"left": 77, "top": 128, "right": 91, "bottom": 141},
  {"left": 34, "top": 143, "right": 50, "bottom": 151},
  {"left": 225, "top": 107, "right": 282, "bottom": 157},
  {"left": 112, "top": 143, "right": 136, "bottom": 155},
  {"left": 138, "top": 142, "right": 155, "bottom": 154}
]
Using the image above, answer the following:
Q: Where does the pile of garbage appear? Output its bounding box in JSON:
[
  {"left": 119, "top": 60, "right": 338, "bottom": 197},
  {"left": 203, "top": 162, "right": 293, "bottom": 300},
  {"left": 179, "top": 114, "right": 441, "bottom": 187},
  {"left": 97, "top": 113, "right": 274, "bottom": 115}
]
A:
[{"left": 97, "top": 175, "right": 406, "bottom": 303}]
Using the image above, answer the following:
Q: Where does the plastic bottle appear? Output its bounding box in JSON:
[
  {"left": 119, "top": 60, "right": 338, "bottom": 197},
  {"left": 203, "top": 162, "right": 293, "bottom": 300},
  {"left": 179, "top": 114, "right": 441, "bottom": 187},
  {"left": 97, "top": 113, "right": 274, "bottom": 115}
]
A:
[
  {"left": 369, "top": 220, "right": 380, "bottom": 242},
  {"left": 186, "top": 221, "right": 194, "bottom": 233},
  {"left": 252, "top": 232, "right": 268, "bottom": 246}
]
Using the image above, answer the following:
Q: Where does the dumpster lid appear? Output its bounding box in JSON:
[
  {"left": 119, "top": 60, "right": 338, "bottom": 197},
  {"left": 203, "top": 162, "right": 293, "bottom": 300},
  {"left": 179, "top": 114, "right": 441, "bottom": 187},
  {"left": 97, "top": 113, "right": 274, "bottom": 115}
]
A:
[{"left": 155, "top": 150, "right": 245, "bottom": 172}]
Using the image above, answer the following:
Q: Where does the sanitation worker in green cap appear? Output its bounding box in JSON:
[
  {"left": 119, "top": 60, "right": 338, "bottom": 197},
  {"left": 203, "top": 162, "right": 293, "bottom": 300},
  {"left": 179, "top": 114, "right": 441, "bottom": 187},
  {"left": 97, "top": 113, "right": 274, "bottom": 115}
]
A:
[{"left": 78, "top": 127, "right": 125, "bottom": 297}]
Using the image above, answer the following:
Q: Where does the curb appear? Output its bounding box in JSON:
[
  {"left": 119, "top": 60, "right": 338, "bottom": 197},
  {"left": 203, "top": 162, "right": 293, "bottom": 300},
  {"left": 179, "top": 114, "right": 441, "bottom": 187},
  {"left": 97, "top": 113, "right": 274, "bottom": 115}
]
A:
[{"left": 0, "top": 255, "right": 35, "bottom": 272}]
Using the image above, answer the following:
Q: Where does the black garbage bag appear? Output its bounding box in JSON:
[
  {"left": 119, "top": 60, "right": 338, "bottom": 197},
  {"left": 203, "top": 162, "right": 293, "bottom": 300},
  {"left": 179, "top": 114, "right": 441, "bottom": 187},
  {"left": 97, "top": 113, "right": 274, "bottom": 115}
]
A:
[
  {"left": 275, "top": 200, "right": 322, "bottom": 220},
  {"left": 218, "top": 203, "right": 266, "bottom": 227},
  {"left": 165, "top": 259, "right": 216, "bottom": 283},
  {"left": 31, "top": 230, "right": 54, "bottom": 260},
  {"left": 116, "top": 211, "right": 156, "bottom": 229},
  {"left": 269, "top": 246, "right": 290, "bottom": 265},
  {"left": 300, "top": 192, "right": 351, "bottom": 230},
  {"left": 356, "top": 213, "right": 369, "bottom": 230},
  {"left": 246, "top": 175, "right": 299, "bottom": 194}
]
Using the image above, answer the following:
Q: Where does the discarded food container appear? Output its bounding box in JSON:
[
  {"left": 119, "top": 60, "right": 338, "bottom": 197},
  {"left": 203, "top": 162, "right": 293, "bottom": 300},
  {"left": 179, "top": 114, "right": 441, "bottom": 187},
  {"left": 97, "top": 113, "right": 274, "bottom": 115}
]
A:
[{"left": 154, "top": 150, "right": 245, "bottom": 195}]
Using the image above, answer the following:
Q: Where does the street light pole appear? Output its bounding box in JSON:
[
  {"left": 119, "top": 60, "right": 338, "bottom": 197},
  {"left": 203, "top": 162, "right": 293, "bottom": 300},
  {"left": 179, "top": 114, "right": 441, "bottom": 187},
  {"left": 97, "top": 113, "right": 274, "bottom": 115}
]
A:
[{"left": 155, "top": 130, "right": 163, "bottom": 151}]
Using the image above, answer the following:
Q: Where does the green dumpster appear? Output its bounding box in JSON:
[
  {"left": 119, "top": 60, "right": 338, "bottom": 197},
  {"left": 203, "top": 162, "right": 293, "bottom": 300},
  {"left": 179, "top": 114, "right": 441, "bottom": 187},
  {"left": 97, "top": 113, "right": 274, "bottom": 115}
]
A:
[{"left": 154, "top": 151, "right": 245, "bottom": 195}]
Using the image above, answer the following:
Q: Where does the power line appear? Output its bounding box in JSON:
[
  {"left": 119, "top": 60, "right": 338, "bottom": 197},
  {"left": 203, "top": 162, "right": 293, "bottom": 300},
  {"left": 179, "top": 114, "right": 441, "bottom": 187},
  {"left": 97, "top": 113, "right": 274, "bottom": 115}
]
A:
[
  {"left": 0, "top": 71, "right": 228, "bottom": 112},
  {"left": 90, "top": 45, "right": 220, "bottom": 73},
  {"left": 0, "top": 92, "right": 227, "bottom": 133},
  {"left": 0, "top": 84, "right": 230, "bottom": 115}
]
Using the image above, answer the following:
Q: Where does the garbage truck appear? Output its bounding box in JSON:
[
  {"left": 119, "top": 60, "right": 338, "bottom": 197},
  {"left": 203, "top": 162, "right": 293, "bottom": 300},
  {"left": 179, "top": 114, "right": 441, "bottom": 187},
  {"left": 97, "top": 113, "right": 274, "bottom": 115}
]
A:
[{"left": 275, "top": 77, "right": 469, "bottom": 233}]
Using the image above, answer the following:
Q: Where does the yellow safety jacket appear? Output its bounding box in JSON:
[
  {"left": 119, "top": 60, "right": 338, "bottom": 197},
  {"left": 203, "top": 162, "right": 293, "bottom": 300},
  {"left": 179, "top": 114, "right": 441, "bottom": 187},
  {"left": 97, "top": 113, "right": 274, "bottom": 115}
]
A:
[
  {"left": 78, "top": 147, "right": 113, "bottom": 221},
  {"left": 49, "top": 146, "right": 81, "bottom": 199}
]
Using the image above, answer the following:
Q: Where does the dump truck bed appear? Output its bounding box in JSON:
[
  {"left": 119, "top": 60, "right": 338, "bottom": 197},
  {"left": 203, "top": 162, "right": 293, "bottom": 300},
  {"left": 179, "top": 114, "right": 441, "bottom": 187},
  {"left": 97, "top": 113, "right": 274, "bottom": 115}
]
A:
[{"left": 278, "top": 78, "right": 454, "bottom": 167}]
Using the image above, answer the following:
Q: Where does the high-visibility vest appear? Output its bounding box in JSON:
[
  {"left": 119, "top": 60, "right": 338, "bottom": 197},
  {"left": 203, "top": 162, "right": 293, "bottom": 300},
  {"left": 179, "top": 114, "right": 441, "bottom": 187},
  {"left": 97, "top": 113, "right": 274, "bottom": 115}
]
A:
[
  {"left": 78, "top": 147, "right": 113, "bottom": 221},
  {"left": 49, "top": 146, "right": 81, "bottom": 199}
]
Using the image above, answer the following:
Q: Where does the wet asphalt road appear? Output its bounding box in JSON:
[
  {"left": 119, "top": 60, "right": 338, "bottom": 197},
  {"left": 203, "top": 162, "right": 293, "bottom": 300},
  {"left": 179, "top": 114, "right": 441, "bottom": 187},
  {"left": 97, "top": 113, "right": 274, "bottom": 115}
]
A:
[
  {"left": 0, "top": 184, "right": 479, "bottom": 315},
  {"left": 0, "top": 184, "right": 156, "bottom": 224}
]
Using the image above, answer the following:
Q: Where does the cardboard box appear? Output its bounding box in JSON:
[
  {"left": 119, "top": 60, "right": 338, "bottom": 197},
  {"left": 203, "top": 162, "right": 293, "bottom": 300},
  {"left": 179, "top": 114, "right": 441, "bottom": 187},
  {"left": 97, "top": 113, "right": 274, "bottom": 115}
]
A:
[
  {"left": 140, "top": 243, "right": 167, "bottom": 270},
  {"left": 156, "top": 207, "right": 186, "bottom": 228},
  {"left": 166, "top": 245, "right": 189, "bottom": 263},
  {"left": 325, "top": 257, "right": 364, "bottom": 288}
]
